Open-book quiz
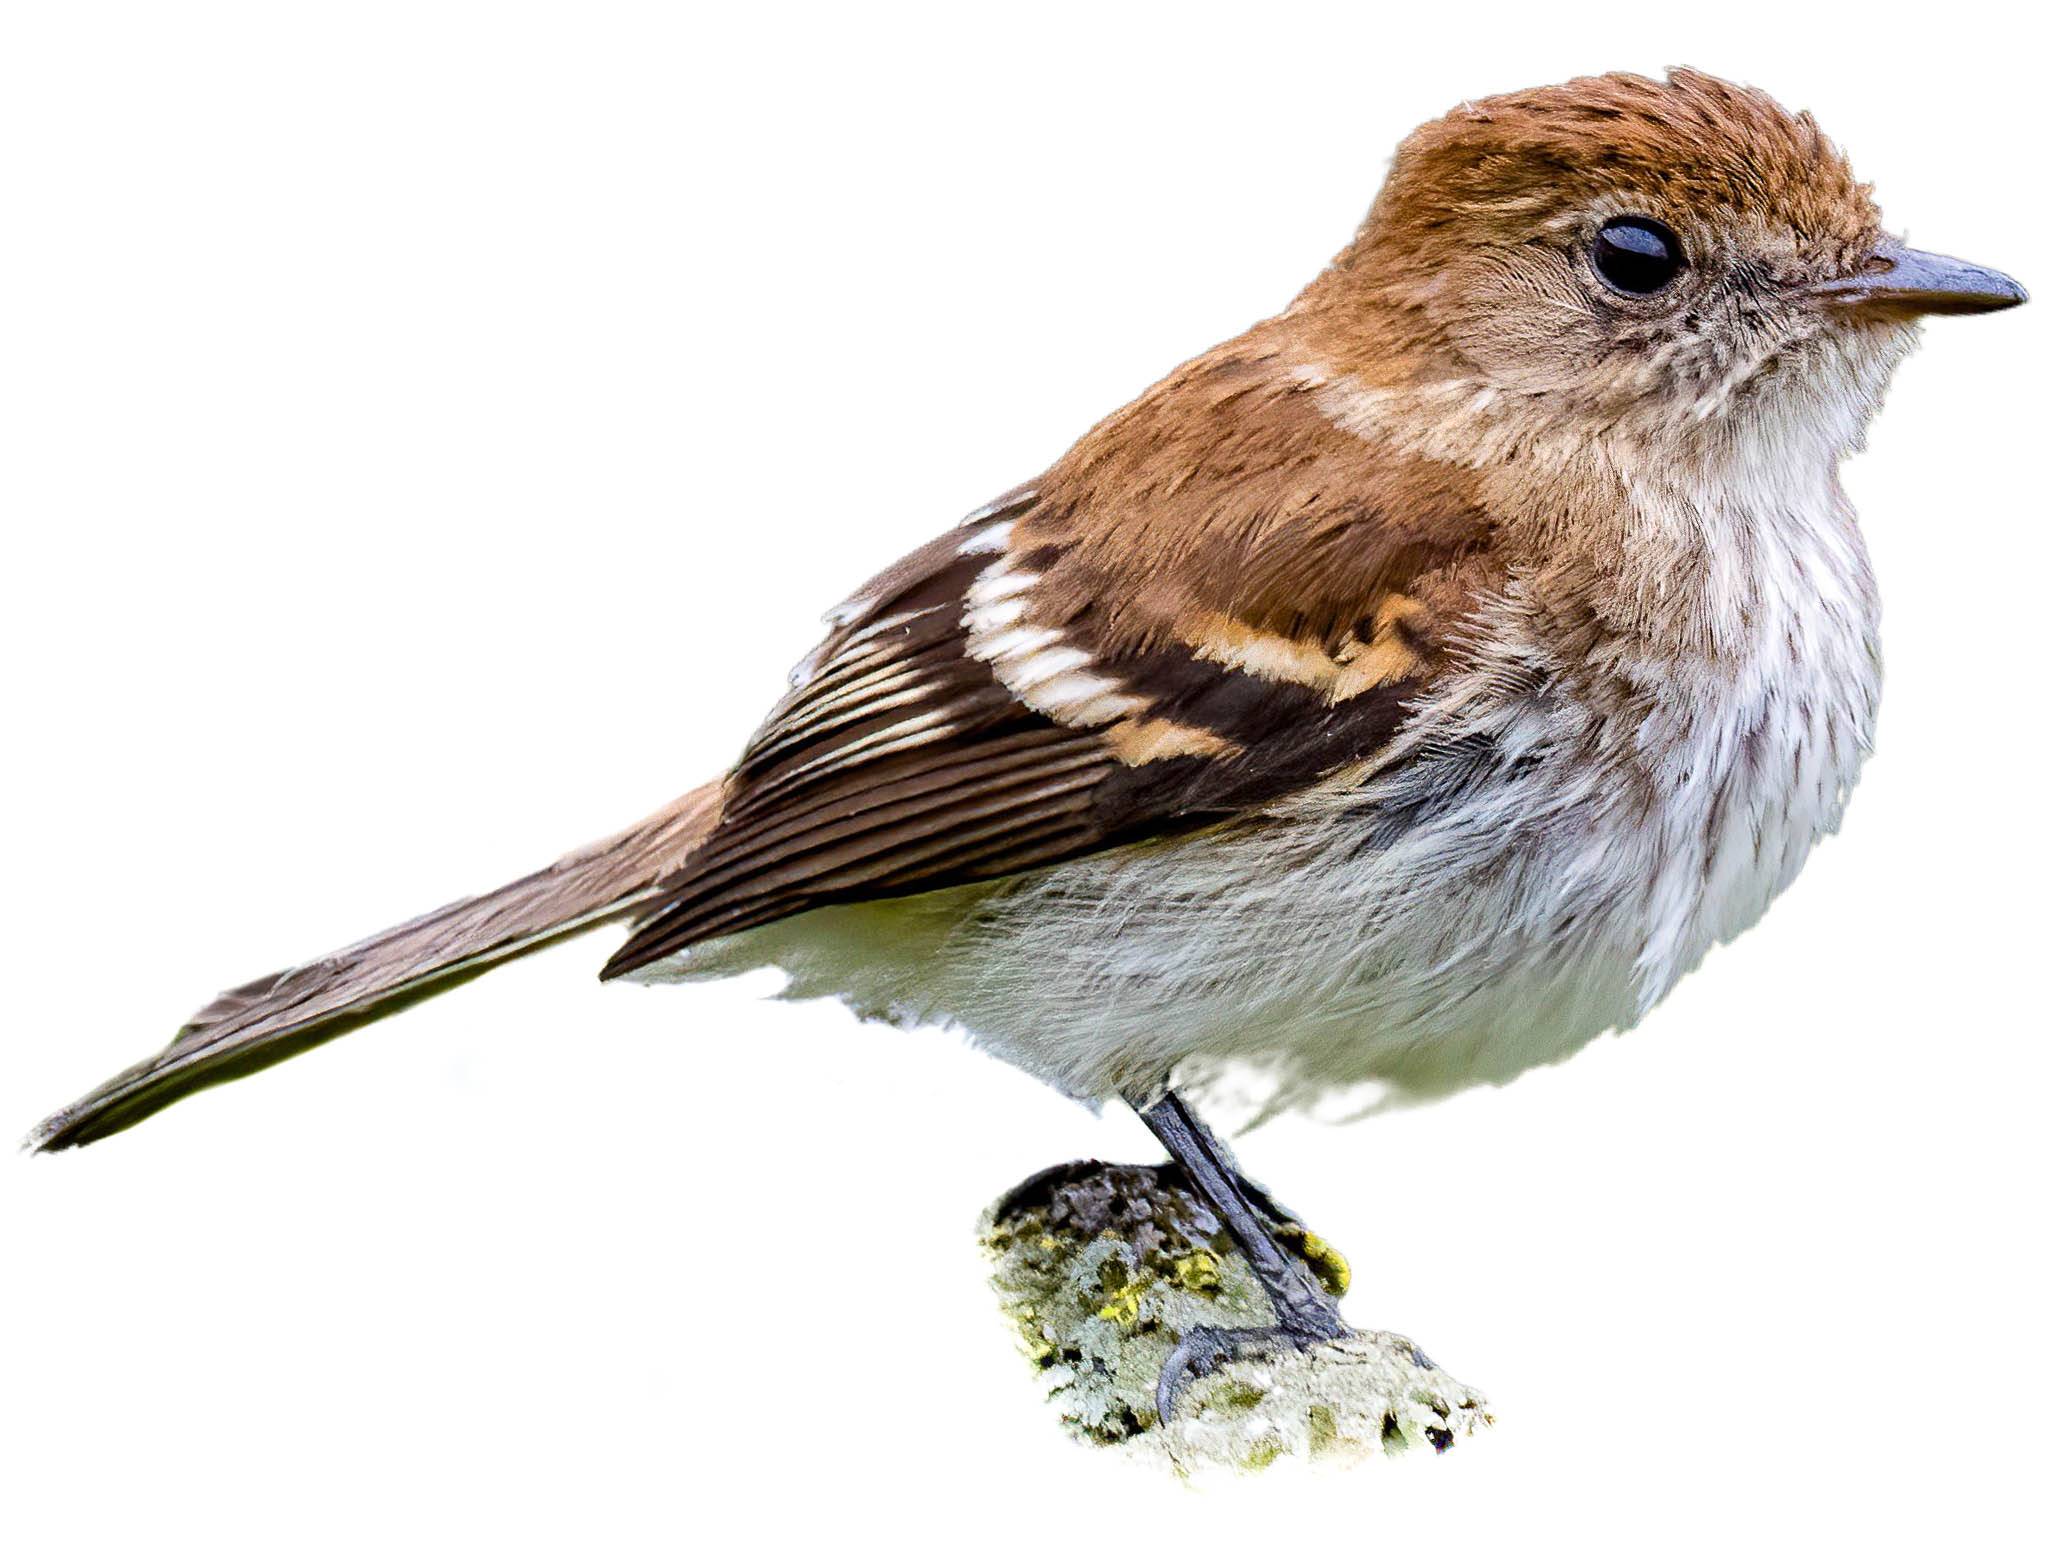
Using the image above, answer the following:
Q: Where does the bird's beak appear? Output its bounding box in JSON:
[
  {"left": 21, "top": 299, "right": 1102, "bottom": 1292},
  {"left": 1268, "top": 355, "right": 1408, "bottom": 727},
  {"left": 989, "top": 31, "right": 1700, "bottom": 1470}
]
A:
[{"left": 1813, "top": 243, "right": 2027, "bottom": 317}]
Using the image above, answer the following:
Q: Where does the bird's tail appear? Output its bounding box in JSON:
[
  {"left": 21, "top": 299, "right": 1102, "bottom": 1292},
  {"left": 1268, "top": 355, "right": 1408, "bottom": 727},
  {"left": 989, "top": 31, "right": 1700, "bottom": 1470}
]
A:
[{"left": 28, "top": 784, "right": 721, "bottom": 1152}]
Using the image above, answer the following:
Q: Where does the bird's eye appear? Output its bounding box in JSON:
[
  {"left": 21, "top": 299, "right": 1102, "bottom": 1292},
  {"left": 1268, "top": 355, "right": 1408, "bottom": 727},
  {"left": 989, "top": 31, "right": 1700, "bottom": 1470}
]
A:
[{"left": 1591, "top": 216, "right": 1686, "bottom": 296}]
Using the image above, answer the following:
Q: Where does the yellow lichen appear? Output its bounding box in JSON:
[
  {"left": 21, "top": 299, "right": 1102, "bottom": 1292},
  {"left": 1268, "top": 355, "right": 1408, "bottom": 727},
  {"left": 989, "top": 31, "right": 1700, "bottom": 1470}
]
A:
[
  {"left": 1097, "top": 1275, "right": 1153, "bottom": 1326},
  {"left": 1173, "top": 1250, "right": 1223, "bottom": 1293},
  {"left": 1282, "top": 1226, "right": 1353, "bottom": 1296}
]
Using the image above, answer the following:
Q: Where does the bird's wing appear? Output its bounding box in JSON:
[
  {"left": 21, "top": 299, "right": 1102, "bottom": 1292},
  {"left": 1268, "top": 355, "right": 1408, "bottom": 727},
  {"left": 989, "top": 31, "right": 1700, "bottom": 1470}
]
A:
[{"left": 604, "top": 331, "right": 1500, "bottom": 978}]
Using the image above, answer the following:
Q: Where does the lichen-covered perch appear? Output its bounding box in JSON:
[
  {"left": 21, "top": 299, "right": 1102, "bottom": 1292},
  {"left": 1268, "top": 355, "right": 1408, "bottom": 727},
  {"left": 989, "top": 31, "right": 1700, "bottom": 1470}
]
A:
[{"left": 981, "top": 1160, "right": 1490, "bottom": 1470}]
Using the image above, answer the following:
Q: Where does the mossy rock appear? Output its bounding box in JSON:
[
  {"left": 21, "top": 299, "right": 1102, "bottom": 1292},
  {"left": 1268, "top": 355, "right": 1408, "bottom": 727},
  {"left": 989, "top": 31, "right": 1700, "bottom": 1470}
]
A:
[{"left": 980, "top": 1160, "right": 1491, "bottom": 1470}]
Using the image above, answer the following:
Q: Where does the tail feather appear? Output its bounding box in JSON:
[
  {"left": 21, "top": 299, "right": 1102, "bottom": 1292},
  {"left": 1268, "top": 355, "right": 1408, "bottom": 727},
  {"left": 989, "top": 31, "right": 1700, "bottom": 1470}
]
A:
[{"left": 29, "top": 785, "right": 720, "bottom": 1152}]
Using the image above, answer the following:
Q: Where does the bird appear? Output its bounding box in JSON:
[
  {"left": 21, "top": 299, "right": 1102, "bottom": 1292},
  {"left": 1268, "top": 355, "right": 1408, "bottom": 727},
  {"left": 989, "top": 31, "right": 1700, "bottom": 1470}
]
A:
[{"left": 30, "top": 67, "right": 2025, "bottom": 1416}]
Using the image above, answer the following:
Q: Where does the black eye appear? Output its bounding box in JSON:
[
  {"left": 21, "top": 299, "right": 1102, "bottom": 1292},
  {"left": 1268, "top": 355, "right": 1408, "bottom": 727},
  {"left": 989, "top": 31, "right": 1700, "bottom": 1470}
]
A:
[{"left": 1591, "top": 216, "right": 1686, "bottom": 296}]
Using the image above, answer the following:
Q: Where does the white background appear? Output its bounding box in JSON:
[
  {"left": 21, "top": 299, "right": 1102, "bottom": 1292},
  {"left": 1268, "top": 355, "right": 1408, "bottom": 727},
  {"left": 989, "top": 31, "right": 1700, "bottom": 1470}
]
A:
[{"left": 3, "top": 4, "right": 2051, "bottom": 1538}]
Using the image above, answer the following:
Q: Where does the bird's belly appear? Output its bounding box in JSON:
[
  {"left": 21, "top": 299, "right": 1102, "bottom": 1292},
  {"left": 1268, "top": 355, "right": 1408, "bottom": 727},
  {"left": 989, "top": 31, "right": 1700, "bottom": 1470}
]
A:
[
  {"left": 960, "top": 661, "right": 1870, "bottom": 1106},
  {"left": 1340, "top": 719, "right": 1862, "bottom": 1102}
]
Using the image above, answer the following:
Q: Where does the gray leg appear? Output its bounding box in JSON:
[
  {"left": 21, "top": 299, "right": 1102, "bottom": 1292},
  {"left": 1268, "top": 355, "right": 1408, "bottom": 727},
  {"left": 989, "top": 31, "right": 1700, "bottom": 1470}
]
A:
[{"left": 1133, "top": 1090, "right": 1351, "bottom": 1421}]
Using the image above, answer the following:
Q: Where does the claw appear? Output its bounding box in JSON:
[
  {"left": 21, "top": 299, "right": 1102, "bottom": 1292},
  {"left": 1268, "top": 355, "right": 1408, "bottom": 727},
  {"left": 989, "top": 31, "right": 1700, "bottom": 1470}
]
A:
[
  {"left": 1154, "top": 1323, "right": 1344, "bottom": 1427},
  {"left": 1155, "top": 1327, "right": 1239, "bottom": 1426}
]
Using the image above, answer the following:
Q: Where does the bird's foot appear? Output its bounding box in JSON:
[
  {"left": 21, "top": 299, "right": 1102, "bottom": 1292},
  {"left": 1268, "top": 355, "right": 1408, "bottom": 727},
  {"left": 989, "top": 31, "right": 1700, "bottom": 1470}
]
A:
[{"left": 1155, "top": 1318, "right": 1356, "bottom": 1427}]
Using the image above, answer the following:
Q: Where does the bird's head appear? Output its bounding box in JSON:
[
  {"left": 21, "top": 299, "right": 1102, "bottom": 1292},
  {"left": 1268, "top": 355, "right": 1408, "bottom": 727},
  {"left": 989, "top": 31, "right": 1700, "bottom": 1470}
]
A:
[{"left": 1297, "top": 68, "right": 2024, "bottom": 460}]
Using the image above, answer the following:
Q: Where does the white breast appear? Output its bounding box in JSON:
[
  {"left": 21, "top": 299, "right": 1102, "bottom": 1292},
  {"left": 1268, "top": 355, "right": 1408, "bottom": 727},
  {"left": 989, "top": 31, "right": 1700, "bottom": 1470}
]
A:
[{"left": 1623, "top": 465, "right": 1882, "bottom": 1002}]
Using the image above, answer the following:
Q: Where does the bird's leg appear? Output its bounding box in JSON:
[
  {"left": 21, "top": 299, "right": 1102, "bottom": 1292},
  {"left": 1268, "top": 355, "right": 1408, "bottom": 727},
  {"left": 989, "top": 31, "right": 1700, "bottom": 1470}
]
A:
[
  {"left": 1132, "top": 1090, "right": 1351, "bottom": 1422},
  {"left": 1134, "top": 1089, "right": 1348, "bottom": 1334}
]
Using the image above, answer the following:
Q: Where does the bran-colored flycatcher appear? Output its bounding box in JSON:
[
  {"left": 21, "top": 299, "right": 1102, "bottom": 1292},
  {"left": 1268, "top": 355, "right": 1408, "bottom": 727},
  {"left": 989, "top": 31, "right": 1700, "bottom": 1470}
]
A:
[{"left": 33, "top": 68, "right": 2026, "bottom": 1416}]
